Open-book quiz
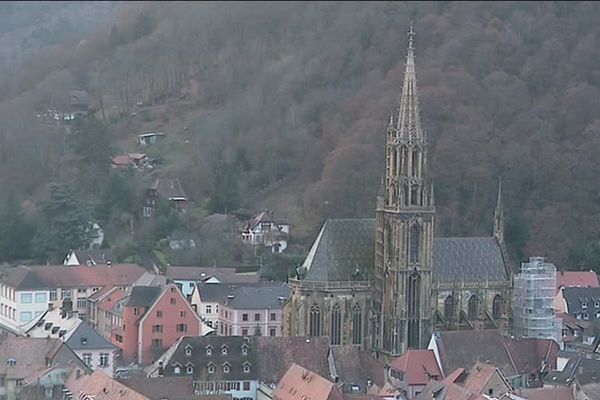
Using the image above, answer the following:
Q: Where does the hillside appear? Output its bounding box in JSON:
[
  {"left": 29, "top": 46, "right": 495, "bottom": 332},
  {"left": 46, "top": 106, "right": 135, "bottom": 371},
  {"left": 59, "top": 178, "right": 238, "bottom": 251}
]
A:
[{"left": 1, "top": 1, "right": 600, "bottom": 268}]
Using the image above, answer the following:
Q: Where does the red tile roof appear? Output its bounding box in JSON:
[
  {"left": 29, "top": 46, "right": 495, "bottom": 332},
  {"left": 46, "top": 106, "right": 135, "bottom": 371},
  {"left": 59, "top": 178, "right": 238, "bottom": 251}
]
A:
[
  {"left": 518, "top": 386, "right": 574, "bottom": 400},
  {"left": 274, "top": 363, "right": 343, "bottom": 400},
  {"left": 4, "top": 264, "right": 147, "bottom": 290},
  {"left": 66, "top": 369, "right": 150, "bottom": 400},
  {"left": 556, "top": 271, "right": 599, "bottom": 293},
  {"left": 390, "top": 349, "right": 442, "bottom": 386}
]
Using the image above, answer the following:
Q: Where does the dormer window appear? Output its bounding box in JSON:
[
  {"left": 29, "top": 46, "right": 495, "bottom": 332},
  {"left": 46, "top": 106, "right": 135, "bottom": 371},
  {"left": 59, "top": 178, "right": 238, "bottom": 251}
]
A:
[
  {"left": 584, "top": 313, "right": 590, "bottom": 320},
  {"left": 242, "top": 346, "right": 248, "bottom": 356},
  {"left": 595, "top": 302, "right": 599, "bottom": 308},
  {"left": 208, "top": 364, "right": 215, "bottom": 374},
  {"left": 6, "top": 357, "right": 15, "bottom": 367},
  {"left": 223, "top": 363, "right": 230, "bottom": 374},
  {"left": 173, "top": 365, "right": 181, "bottom": 375},
  {"left": 206, "top": 346, "right": 212, "bottom": 356},
  {"left": 221, "top": 345, "right": 228, "bottom": 355},
  {"left": 582, "top": 301, "right": 588, "bottom": 309},
  {"left": 243, "top": 362, "right": 251, "bottom": 373},
  {"left": 185, "top": 346, "right": 193, "bottom": 357},
  {"left": 186, "top": 366, "right": 194, "bottom": 375}
]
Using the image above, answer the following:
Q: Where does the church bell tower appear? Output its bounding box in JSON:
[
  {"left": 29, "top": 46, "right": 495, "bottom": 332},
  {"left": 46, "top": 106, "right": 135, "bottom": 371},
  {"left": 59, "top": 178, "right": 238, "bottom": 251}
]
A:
[{"left": 373, "top": 24, "right": 435, "bottom": 356}]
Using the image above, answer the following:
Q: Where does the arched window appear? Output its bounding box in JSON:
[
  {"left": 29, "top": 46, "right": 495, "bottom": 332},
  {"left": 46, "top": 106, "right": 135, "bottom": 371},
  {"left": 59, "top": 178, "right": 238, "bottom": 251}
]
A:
[
  {"left": 468, "top": 295, "right": 479, "bottom": 320},
  {"left": 309, "top": 304, "right": 321, "bottom": 336},
  {"left": 444, "top": 295, "right": 454, "bottom": 320},
  {"left": 352, "top": 304, "right": 362, "bottom": 345},
  {"left": 493, "top": 295, "right": 503, "bottom": 319},
  {"left": 331, "top": 304, "right": 341, "bottom": 345},
  {"left": 410, "top": 224, "right": 420, "bottom": 263},
  {"left": 407, "top": 271, "right": 421, "bottom": 348},
  {"left": 411, "top": 148, "right": 419, "bottom": 177}
]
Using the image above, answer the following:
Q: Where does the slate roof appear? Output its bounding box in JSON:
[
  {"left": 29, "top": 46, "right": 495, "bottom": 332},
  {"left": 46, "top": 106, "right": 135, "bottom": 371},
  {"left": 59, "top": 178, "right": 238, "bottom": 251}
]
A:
[
  {"left": 167, "top": 266, "right": 259, "bottom": 283},
  {"left": 302, "top": 219, "right": 376, "bottom": 282},
  {"left": 223, "top": 283, "right": 291, "bottom": 310},
  {"left": 563, "top": 287, "right": 600, "bottom": 318},
  {"left": 329, "top": 346, "right": 387, "bottom": 394},
  {"left": 299, "top": 219, "right": 509, "bottom": 284},
  {"left": 120, "top": 376, "right": 197, "bottom": 400},
  {"left": 152, "top": 336, "right": 258, "bottom": 382},
  {"left": 432, "top": 237, "right": 508, "bottom": 283},
  {"left": 544, "top": 351, "right": 600, "bottom": 386},
  {"left": 196, "top": 282, "right": 290, "bottom": 309},
  {"left": 255, "top": 336, "right": 330, "bottom": 385},
  {"left": 1, "top": 264, "right": 147, "bottom": 290},
  {"left": 66, "top": 322, "right": 115, "bottom": 350},
  {"left": 126, "top": 286, "right": 162, "bottom": 307}
]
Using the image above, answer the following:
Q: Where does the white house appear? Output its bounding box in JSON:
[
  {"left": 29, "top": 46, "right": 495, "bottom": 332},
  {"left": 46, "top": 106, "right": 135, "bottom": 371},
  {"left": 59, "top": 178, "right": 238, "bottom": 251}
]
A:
[
  {"left": 0, "top": 279, "right": 49, "bottom": 330},
  {"left": 240, "top": 210, "right": 290, "bottom": 253}
]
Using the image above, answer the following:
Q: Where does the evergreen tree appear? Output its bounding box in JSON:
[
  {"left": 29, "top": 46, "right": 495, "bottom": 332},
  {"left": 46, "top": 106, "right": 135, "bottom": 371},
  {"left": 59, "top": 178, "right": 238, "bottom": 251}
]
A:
[
  {"left": 0, "top": 194, "right": 34, "bottom": 262},
  {"left": 32, "top": 183, "right": 99, "bottom": 262},
  {"left": 70, "top": 115, "right": 113, "bottom": 170}
]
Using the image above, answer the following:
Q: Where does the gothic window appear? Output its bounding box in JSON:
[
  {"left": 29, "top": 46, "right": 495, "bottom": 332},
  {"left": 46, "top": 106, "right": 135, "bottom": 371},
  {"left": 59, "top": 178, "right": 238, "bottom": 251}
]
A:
[
  {"left": 309, "top": 304, "right": 321, "bottom": 336},
  {"left": 411, "top": 148, "right": 419, "bottom": 177},
  {"left": 493, "top": 295, "right": 503, "bottom": 319},
  {"left": 331, "top": 304, "right": 341, "bottom": 345},
  {"left": 407, "top": 271, "right": 421, "bottom": 349},
  {"left": 409, "top": 224, "right": 420, "bottom": 263},
  {"left": 411, "top": 186, "right": 420, "bottom": 206},
  {"left": 444, "top": 295, "right": 453, "bottom": 320},
  {"left": 352, "top": 304, "right": 362, "bottom": 345},
  {"left": 386, "top": 224, "right": 394, "bottom": 262},
  {"left": 468, "top": 295, "right": 479, "bottom": 320}
]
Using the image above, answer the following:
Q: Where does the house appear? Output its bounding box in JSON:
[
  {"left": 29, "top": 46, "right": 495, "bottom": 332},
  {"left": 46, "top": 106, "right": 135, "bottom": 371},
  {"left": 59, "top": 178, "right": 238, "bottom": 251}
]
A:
[
  {"left": 112, "top": 153, "right": 150, "bottom": 170},
  {"left": 143, "top": 178, "right": 188, "bottom": 217},
  {"left": 543, "top": 351, "right": 600, "bottom": 388},
  {"left": 65, "top": 369, "right": 150, "bottom": 400},
  {"left": 241, "top": 210, "right": 290, "bottom": 254},
  {"left": 63, "top": 248, "right": 117, "bottom": 266},
  {"left": 66, "top": 322, "right": 117, "bottom": 377},
  {"left": 16, "top": 367, "right": 72, "bottom": 400},
  {"left": 388, "top": 349, "right": 442, "bottom": 399},
  {"left": 138, "top": 132, "right": 166, "bottom": 146},
  {"left": 428, "top": 329, "right": 559, "bottom": 388},
  {"left": 169, "top": 266, "right": 260, "bottom": 299},
  {"left": 147, "top": 336, "right": 259, "bottom": 400},
  {"left": 273, "top": 363, "right": 343, "bottom": 400},
  {"left": 0, "top": 263, "right": 147, "bottom": 330},
  {"left": 119, "top": 376, "right": 200, "bottom": 400},
  {"left": 328, "top": 345, "right": 386, "bottom": 395},
  {"left": 87, "top": 286, "right": 127, "bottom": 341},
  {"left": 255, "top": 337, "right": 331, "bottom": 400},
  {"left": 115, "top": 283, "right": 206, "bottom": 365},
  {"left": 415, "top": 361, "right": 513, "bottom": 400},
  {"left": 0, "top": 336, "right": 90, "bottom": 400},
  {"left": 190, "top": 282, "right": 291, "bottom": 336},
  {"left": 20, "top": 307, "right": 117, "bottom": 376},
  {"left": 557, "top": 271, "right": 600, "bottom": 293},
  {"left": 562, "top": 287, "right": 600, "bottom": 322}
]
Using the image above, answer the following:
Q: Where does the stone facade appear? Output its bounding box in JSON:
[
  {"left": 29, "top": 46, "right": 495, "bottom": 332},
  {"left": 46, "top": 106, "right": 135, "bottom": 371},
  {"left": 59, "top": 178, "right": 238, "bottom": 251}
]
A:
[{"left": 284, "top": 25, "right": 511, "bottom": 355}]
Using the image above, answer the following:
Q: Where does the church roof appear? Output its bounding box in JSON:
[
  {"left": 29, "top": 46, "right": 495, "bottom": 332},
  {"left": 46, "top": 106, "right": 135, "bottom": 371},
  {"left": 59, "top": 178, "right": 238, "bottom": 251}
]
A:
[
  {"left": 300, "top": 219, "right": 508, "bottom": 284},
  {"left": 302, "top": 219, "right": 375, "bottom": 282},
  {"left": 432, "top": 237, "right": 509, "bottom": 283}
]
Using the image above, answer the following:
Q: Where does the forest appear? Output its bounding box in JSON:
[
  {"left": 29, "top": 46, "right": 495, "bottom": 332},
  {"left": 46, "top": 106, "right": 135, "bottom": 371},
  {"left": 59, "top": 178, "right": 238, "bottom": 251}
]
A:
[{"left": 0, "top": 1, "right": 599, "bottom": 270}]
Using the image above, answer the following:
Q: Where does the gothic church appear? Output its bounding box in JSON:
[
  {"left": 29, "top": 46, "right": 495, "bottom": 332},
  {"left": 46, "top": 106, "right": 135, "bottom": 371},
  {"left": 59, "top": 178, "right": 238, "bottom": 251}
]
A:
[{"left": 284, "top": 26, "right": 511, "bottom": 356}]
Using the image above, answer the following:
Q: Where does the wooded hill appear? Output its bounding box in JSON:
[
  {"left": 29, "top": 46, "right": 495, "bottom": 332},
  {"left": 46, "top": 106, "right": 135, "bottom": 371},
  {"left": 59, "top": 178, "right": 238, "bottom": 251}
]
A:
[{"left": 0, "top": 1, "right": 600, "bottom": 269}]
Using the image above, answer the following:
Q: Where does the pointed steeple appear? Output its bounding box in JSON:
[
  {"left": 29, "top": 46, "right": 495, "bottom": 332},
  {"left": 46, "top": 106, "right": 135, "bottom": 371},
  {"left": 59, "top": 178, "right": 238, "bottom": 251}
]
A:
[
  {"left": 396, "top": 22, "right": 423, "bottom": 144},
  {"left": 494, "top": 178, "right": 504, "bottom": 242}
]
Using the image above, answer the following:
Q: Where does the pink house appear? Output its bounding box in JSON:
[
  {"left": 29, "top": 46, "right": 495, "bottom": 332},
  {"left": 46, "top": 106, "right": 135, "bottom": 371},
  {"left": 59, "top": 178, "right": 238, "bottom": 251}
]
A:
[{"left": 115, "top": 283, "right": 204, "bottom": 365}]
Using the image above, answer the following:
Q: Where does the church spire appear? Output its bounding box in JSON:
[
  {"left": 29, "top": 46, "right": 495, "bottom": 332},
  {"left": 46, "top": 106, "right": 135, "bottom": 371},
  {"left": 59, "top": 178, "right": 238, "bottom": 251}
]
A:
[
  {"left": 494, "top": 178, "right": 504, "bottom": 242},
  {"left": 396, "top": 22, "right": 423, "bottom": 143}
]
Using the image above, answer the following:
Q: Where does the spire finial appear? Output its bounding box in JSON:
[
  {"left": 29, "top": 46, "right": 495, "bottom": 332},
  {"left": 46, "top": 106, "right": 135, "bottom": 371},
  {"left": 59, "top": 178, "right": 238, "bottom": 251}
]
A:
[
  {"left": 408, "top": 22, "right": 415, "bottom": 51},
  {"left": 494, "top": 178, "right": 504, "bottom": 242}
]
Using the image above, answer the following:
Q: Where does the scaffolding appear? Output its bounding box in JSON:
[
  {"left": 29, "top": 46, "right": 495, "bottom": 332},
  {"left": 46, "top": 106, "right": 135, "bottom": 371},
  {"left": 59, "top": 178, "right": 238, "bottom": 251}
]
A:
[{"left": 512, "top": 256, "right": 562, "bottom": 345}]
